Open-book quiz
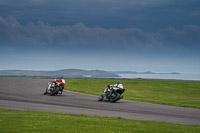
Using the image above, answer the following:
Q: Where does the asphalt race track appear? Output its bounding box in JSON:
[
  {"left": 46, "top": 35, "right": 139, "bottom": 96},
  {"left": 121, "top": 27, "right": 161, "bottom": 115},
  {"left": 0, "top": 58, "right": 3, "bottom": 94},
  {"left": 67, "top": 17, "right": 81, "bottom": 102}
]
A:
[{"left": 0, "top": 78, "right": 200, "bottom": 125}]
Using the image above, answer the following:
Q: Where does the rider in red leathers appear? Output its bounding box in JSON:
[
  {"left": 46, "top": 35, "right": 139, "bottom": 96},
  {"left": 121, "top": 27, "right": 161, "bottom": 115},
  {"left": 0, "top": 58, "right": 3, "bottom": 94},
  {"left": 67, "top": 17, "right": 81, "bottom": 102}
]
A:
[{"left": 55, "top": 77, "right": 65, "bottom": 94}]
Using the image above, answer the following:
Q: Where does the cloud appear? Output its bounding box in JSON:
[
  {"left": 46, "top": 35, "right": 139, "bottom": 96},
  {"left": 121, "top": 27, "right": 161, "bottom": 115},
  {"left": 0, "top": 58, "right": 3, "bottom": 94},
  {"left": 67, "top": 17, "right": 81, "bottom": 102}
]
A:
[
  {"left": 0, "top": 0, "right": 199, "bottom": 30},
  {"left": 0, "top": 0, "right": 168, "bottom": 7},
  {"left": 0, "top": 16, "right": 200, "bottom": 52},
  {"left": 153, "top": 25, "right": 200, "bottom": 49},
  {"left": 0, "top": 16, "right": 161, "bottom": 49}
]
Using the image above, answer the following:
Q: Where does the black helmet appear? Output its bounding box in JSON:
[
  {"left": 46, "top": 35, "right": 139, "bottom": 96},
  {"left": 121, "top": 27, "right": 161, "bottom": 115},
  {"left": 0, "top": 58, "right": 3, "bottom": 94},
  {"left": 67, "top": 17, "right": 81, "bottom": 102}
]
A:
[{"left": 117, "top": 81, "right": 121, "bottom": 84}]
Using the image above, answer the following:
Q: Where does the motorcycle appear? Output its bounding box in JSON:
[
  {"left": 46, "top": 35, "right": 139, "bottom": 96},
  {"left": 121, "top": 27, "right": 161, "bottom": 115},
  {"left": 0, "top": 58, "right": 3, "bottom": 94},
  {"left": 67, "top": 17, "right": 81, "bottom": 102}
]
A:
[
  {"left": 98, "top": 85, "right": 125, "bottom": 102},
  {"left": 43, "top": 80, "right": 64, "bottom": 96}
]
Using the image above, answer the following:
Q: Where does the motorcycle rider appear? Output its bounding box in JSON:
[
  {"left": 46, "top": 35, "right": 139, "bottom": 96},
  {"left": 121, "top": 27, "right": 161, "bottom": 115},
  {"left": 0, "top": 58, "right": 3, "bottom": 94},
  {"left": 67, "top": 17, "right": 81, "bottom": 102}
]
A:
[
  {"left": 101, "top": 81, "right": 123, "bottom": 100},
  {"left": 55, "top": 77, "right": 65, "bottom": 94},
  {"left": 113, "top": 81, "right": 123, "bottom": 90},
  {"left": 109, "top": 81, "right": 123, "bottom": 95}
]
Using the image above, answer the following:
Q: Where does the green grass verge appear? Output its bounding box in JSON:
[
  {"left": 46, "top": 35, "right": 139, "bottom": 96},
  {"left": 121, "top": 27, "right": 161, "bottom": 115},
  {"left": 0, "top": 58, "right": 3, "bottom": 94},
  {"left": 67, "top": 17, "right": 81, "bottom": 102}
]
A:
[
  {"left": 65, "top": 78, "right": 200, "bottom": 108},
  {"left": 0, "top": 108, "right": 200, "bottom": 133}
]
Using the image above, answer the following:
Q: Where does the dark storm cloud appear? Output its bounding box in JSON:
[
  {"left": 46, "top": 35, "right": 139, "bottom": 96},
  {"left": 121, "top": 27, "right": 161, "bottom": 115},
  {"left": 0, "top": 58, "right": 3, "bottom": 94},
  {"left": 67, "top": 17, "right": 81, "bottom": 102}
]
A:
[
  {"left": 0, "top": 0, "right": 200, "bottom": 72},
  {"left": 0, "top": 0, "right": 199, "bottom": 29},
  {"left": 0, "top": 16, "right": 156, "bottom": 48},
  {"left": 0, "top": 16, "right": 200, "bottom": 51},
  {"left": 0, "top": 0, "right": 200, "bottom": 52}
]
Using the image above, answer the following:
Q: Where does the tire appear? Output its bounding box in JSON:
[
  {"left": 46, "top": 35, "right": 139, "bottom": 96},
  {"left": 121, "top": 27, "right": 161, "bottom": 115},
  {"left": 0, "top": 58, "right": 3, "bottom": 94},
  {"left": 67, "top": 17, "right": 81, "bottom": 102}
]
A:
[
  {"left": 44, "top": 88, "right": 48, "bottom": 95},
  {"left": 51, "top": 87, "right": 60, "bottom": 96},
  {"left": 98, "top": 95, "right": 104, "bottom": 101},
  {"left": 109, "top": 93, "right": 121, "bottom": 102}
]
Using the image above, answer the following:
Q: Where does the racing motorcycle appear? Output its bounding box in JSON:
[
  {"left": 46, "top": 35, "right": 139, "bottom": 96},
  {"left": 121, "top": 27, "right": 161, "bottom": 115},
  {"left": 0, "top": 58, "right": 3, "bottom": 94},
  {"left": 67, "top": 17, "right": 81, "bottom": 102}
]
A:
[
  {"left": 43, "top": 80, "right": 64, "bottom": 96},
  {"left": 98, "top": 85, "right": 125, "bottom": 102}
]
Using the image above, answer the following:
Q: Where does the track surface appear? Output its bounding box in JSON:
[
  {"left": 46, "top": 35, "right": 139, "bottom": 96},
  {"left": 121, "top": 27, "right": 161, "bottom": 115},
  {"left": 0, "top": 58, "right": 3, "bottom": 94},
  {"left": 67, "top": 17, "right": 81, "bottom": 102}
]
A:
[{"left": 0, "top": 78, "right": 200, "bottom": 125}]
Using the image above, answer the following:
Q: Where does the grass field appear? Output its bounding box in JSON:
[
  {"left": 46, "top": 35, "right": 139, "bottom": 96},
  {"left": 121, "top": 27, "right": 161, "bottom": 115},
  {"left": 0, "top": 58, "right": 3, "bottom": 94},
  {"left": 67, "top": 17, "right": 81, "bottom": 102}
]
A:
[
  {"left": 0, "top": 108, "right": 200, "bottom": 133},
  {"left": 65, "top": 78, "right": 200, "bottom": 108}
]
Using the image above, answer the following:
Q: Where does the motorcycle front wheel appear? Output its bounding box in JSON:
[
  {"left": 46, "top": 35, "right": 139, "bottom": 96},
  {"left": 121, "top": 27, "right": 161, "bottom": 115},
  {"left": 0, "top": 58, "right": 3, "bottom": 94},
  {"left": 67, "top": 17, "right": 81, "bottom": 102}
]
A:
[{"left": 98, "top": 95, "right": 104, "bottom": 101}]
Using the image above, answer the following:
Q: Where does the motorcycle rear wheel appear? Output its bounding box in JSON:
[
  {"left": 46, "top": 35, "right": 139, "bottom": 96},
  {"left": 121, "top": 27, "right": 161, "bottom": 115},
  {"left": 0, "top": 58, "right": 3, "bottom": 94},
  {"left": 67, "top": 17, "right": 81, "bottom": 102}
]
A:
[
  {"left": 51, "top": 87, "right": 60, "bottom": 96},
  {"left": 109, "top": 93, "right": 121, "bottom": 102}
]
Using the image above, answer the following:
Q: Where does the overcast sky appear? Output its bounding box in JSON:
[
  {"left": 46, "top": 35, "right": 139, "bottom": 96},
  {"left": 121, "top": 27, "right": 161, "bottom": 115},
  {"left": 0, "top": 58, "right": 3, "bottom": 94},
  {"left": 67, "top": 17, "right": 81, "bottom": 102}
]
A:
[{"left": 0, "top": 0, "right": 200, "bottom": 73}]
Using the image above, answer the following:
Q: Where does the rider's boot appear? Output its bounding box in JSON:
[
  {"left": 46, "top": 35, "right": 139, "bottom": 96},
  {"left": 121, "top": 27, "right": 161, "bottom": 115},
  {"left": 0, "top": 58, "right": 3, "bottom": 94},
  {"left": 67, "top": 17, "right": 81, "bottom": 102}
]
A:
[{"left": 59, "top": 87, "right": 64, "bottom": 94}]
